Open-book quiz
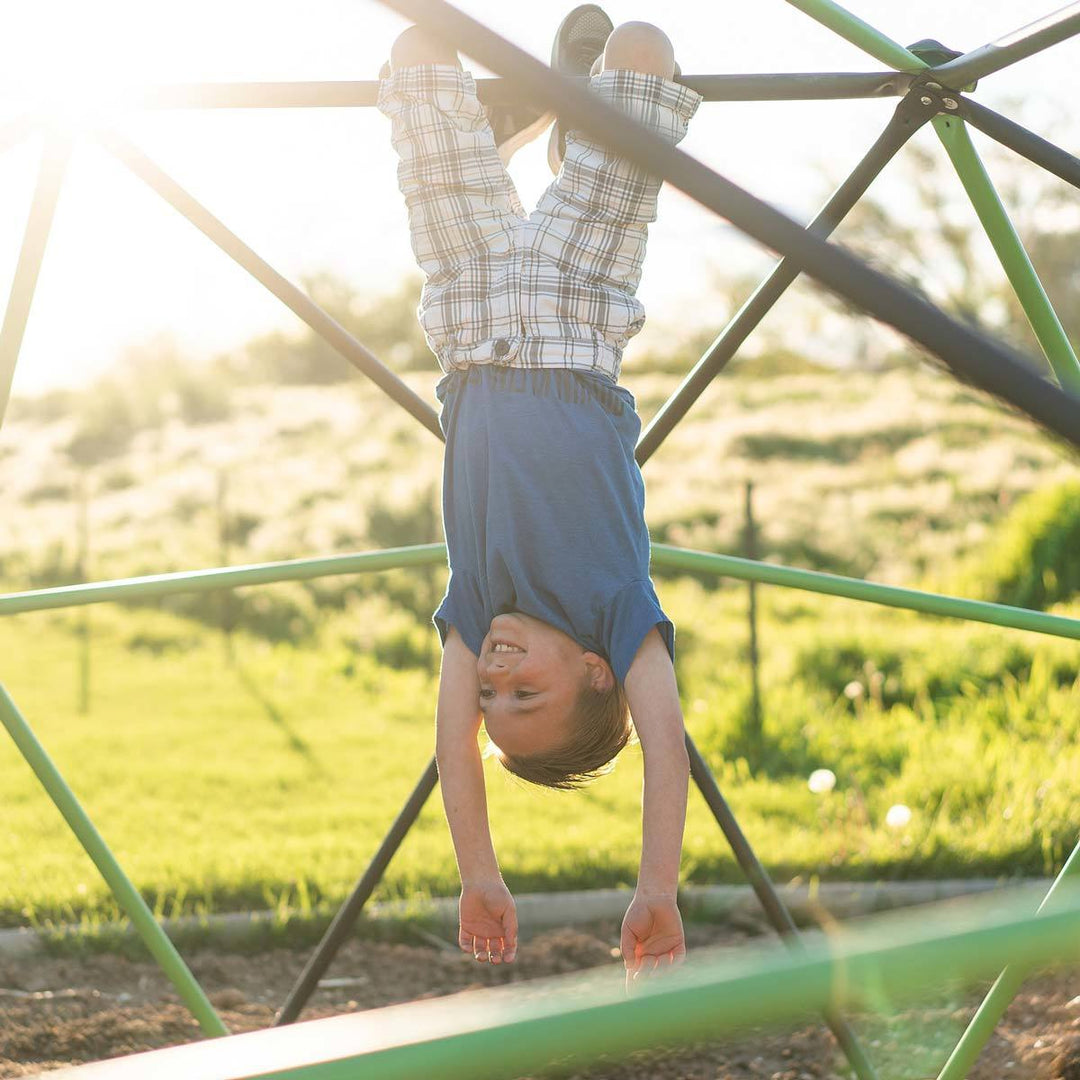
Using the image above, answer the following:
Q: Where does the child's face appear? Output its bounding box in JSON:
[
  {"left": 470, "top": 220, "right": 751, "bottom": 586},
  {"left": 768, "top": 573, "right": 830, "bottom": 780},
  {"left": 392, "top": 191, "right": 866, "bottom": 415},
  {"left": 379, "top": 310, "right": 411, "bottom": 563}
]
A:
[{"left": 477, "top": 612, "right": 606, "bottom": 757}]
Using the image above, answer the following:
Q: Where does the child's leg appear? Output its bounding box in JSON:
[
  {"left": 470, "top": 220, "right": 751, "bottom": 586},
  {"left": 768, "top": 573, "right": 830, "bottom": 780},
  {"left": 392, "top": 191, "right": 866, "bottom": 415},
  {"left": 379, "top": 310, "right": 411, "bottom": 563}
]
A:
[
  {"left": 523, "top": 23, "right": 701, "bottom": 378},
  {"left": 379, "top": 28, "right": 527, "bottom": 366}
]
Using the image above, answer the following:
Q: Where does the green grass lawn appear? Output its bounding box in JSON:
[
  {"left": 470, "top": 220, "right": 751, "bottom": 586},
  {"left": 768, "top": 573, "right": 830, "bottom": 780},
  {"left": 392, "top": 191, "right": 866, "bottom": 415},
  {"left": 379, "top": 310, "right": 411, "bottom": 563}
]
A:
[
  {"left": 2, "top": 580, "right": 1077, "bottom": 930},
  {"left": 1, "top": 358, "right": 1076, "bottom": 930}
]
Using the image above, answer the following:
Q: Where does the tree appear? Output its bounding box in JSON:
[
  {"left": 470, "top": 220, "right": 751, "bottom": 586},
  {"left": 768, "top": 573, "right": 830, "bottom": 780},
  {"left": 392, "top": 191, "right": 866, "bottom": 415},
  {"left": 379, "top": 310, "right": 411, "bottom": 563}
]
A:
[
  {"left": 807, "top": 125, "right": 1080, "bottom": 367},
  {"left": 236, "top": 273, "right": 432, "bottom": 384}
]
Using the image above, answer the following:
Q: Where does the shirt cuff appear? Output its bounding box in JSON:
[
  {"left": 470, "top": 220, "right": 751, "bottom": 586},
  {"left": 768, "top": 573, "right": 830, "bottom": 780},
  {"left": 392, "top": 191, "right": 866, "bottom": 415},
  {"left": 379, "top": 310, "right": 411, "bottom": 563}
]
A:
[
  {"left": 588, "top": 69, "right": 702, "bottom": 140},
  {"left": 605, "top": 579, "right": 676, "bottom": 683},
  {"left": 377, "top": 64, "right": 483, "bottom": 121},
  {"left": 433, "top": 575, "right": 486, "bottom": 658}
]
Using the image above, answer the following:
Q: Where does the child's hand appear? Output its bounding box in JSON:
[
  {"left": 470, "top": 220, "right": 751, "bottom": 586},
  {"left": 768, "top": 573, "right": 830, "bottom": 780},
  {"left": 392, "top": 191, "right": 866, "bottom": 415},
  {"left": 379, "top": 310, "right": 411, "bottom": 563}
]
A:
[
  {"left": 459, "top": 881, "right": 518, "bottom": 964},
  {"left": 620, "top": 891, "right": 685, "bottom": 990}
]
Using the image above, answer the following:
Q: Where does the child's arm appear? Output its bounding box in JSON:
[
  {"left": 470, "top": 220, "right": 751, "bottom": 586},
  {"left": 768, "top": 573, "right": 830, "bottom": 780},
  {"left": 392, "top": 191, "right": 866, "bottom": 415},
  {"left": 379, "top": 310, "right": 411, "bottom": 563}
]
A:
[
  {"left": 436, "top": 626, "right": 518, "bottom": 964},
  {"left": 620, "top": 626, "right": 689, "bottom": 983}
]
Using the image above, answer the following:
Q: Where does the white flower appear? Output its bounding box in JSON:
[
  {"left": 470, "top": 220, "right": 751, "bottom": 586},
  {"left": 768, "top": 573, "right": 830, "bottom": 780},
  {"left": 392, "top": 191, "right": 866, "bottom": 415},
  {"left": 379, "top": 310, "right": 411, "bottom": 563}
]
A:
[
  {"left": 808, "top": 768, "right": 837, "bottom": 794},
  {"left": 885, "top": 804, "right": 912, "bottom": 829}
]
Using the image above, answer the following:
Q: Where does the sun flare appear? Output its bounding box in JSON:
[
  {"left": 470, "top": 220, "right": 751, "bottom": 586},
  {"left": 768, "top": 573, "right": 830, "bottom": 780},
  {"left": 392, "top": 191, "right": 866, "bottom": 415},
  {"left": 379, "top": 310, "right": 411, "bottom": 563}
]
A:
[{"left": 6, "top": 3, "right": 144, "bottom": 123}]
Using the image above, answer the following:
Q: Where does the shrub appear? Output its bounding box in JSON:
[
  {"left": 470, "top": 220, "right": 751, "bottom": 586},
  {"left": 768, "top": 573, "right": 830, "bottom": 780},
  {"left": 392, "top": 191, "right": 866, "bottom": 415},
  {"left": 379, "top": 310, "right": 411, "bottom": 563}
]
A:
[
  {"left": 65, "top": 380, "right": 138, "bottom": 465},
  {"left": 339, "top": 595, "right": 437, "bottom": 672},
  {"left": 961, "top": 480, "right": 1080, "bottom": 610},
  {"left": 24, "top": 482, "right": 72, "bottom": 504},
  {"left": 101, "top": 468, "right": 136, "bottom": 492},
  {"left": 175, "top": 378, "right": 232, "bottom": 424},
  {"left": 236, "top": 274, "right": 432, "bottom": 383},
  {"left": 124, "top": 585, "right": 318, "bottom": 644}
]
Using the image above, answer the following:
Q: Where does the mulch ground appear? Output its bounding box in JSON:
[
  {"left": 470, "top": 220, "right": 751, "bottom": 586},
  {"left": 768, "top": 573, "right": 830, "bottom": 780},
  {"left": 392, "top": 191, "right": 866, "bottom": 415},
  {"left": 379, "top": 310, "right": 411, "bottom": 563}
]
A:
[{"left": 2, "top": 920, "right": 1079, "bottom": 1079}]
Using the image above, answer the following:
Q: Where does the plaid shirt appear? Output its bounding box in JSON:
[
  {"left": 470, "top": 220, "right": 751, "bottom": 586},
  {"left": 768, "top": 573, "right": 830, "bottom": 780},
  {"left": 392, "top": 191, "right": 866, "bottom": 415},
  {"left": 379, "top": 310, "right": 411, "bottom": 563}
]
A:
[{"left": 378, "top": 66, "right": 701, "bottom": 382}]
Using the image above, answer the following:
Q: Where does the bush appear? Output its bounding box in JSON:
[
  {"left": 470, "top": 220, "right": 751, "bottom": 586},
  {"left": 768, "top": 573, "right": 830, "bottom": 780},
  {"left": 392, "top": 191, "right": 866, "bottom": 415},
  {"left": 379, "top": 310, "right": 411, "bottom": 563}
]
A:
[
  {"left": 961, "top": 480, "right": 1080, "bottom": 610},
  {"left": 65, "top": 380, "right": 138, "bottom": 465},
  {"left": 338, "top": 595, "right": 437, "bottom": 671},
  {"left": 24, "top": 482, "right": 72, "bottom": 504},
  {"left": 124, "top": 585, "right": 318, "bottom": 644},
  {"left": 236, "top": 274, "right": 432, "bottom": 384},
  {"left": 63, "top": 340, "right": 232, "bottom": 465},
  {"left": 789, "top": 630, "right": 1065, "bottom": 715},
  {"left": 7, "top": 387, "right": 74, "bottom": 423},
  {"left": 730, "top": 425, "right": 921, "bottom": 464},
  {"left": 26, "top": 541, "right": 79, "bottom": 588}
]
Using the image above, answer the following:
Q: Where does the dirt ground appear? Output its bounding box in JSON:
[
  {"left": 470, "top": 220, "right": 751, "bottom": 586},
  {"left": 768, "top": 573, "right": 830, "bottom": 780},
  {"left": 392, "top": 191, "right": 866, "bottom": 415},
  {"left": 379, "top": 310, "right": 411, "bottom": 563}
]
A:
[{"left": 1, "top": 920, "right": 1079, "bottom": 1079}]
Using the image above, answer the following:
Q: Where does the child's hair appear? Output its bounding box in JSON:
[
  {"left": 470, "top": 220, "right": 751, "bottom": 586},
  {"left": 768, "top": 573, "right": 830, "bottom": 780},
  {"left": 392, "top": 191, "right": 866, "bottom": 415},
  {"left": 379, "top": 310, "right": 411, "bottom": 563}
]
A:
[{"left": 494, "top": 678, "right": 632, "bottom": 790}]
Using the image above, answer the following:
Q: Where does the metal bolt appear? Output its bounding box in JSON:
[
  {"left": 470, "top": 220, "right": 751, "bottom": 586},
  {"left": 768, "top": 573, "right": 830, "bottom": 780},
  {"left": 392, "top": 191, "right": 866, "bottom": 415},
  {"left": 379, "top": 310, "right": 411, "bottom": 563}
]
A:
[
  {"left": 926, "top": 81, "right": 942, "bottom": 90},
  {"left": 920, "top": 95, "right": 934, "bottom": 106},
  {"left": 943, "top": 97, "right": 959, "bottom": 110}
]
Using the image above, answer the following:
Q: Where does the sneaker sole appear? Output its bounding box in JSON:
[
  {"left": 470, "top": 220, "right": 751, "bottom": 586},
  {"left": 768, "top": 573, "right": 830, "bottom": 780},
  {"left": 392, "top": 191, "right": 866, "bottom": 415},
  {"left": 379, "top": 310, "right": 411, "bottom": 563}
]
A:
[{"left": 548, "top": 4, "right": 613, "bottom": 173}]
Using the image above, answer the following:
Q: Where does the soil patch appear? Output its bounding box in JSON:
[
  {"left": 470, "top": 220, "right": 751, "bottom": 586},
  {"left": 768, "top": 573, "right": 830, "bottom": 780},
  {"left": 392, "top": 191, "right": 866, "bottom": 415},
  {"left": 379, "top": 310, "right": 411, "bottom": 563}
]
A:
[{"left": 2, "top": 922, "right": 1078, "bottom": 1079}]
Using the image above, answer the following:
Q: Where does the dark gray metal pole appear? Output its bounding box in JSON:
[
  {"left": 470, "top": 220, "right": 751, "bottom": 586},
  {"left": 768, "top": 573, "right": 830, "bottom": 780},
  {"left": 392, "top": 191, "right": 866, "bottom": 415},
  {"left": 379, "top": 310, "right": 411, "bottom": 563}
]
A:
[
  {"left": 957, "top": 97, "right": 1080, "bottom": 191},
  {"left": 131, "top": 72, "right": 913, "bottom": 110},
  {"left": 686, "top": 734, "right": 879, "bottom": 1080},
  {"left": 0, "top": 133, "right": 71, "bottom": 430},
  {"left": 931, "top": 3, "right": 1080, "bottom": 88},
  {"left": 276, "top": 756, "right": 440, "bottom": 1025},
  {"left": 675, "top": 72, "right": 911, "bottom": 101},
  {"left": 637, "top": 91, "right": 933, "bottom": 463},
  {"left": 95, "top": 129, "right": 444, "bottom": 442}
]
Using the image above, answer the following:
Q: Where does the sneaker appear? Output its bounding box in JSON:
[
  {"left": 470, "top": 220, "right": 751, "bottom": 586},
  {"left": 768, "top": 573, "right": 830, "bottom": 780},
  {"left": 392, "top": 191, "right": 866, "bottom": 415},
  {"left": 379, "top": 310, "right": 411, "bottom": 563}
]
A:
[
  {"left": 551, "top": 4, "right": 614, "bottom": 77},
  {"left": 547, "top": 4, "right": 614, "bottom": 173}
]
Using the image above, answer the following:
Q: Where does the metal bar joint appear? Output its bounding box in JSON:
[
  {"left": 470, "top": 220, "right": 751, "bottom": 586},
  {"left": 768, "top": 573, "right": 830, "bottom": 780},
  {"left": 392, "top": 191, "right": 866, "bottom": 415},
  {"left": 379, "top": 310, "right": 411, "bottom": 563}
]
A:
[{"left": 900, "top": 73, "right": 962, "bottom": 121}]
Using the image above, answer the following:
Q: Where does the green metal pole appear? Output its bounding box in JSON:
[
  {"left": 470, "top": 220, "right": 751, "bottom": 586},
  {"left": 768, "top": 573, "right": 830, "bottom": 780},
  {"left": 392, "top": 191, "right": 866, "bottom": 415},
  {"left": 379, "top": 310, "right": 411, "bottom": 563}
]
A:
[
  {"left": 781, "top": 0, "right": 926, "bottom": 73},
  {"left": 0, "top": 682, "right": 228, "bottom": 1038},
  {"left": 104, "top": 892, "right": 1080, "bottom": 1080},
  {"left": 936, "top": 838, "right": 1080, "bottom": 1080},
  {"left": 932, "top": 3, "right": 1080, "bottom": 88},
  {"left": 0, "top": 132, "right": 71, "bottom": 430},
  {"left": 649, "top": 544, "right": 1080, "bottom": 642},
  {"left": 3, "top": 542, "right": 1079, "bottom": 643},
  {"left": 933, "top": 114, "right": 1080, "bottom": 394},
  {"left": 0, "top": 544, "right": 448, "bottom": 616}
]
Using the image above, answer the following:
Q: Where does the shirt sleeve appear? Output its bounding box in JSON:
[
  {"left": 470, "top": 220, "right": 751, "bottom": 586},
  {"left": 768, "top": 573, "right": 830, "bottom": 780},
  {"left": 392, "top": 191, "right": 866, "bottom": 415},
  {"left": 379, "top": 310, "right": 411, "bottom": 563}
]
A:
[
  {"left": 602, "top": 579, "right": 675, "bottom": 684},
  {"left": 433, "top": 571, "right": 486, "bottom": 658}
]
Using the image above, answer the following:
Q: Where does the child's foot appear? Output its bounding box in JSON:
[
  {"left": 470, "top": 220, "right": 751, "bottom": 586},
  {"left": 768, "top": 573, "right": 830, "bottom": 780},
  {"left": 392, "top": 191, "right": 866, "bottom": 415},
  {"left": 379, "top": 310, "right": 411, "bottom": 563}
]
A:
[
  {"left": 386, "top": 24, "right": 461, "bottom": 72},
  {"left": 492, "top": 3, "right": 621, "bottom": 166},
  {"left": 601, "top": 21, "right": 676, "bottom": 80},
  {"left": 547, "top": 4, "right": 615, "bottom": 174}
]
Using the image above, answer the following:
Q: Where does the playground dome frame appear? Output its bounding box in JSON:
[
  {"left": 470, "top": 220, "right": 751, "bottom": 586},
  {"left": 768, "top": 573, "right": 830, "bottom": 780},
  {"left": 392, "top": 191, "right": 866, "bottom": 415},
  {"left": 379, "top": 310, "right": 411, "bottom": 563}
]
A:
[{"left": 1, "top": 1, "right": 1080, "bottom": 1077}]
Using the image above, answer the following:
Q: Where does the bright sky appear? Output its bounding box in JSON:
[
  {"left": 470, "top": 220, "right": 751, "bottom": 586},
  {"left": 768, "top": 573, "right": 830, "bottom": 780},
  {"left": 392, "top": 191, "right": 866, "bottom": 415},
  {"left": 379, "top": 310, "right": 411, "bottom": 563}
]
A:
[{"left": 1, "top": 0, "right": 1078, "bottom": 394}]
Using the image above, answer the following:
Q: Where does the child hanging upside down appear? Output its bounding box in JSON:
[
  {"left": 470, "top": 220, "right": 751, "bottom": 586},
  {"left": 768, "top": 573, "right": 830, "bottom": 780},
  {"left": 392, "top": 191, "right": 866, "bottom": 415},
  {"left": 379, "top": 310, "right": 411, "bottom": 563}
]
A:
[{"left": 378, "top": 5, "right": 701, "bottom": 983}]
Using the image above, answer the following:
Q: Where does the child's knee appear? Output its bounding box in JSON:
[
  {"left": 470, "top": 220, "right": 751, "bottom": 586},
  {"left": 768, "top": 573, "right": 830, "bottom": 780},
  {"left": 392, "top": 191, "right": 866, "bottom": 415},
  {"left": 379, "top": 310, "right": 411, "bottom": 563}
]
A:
[
  {"left": 601, "top": 22, "right": 675, "bottom": 79},
  {"left": 390, "top": 25, "right": 461, "bottom": 71}
]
